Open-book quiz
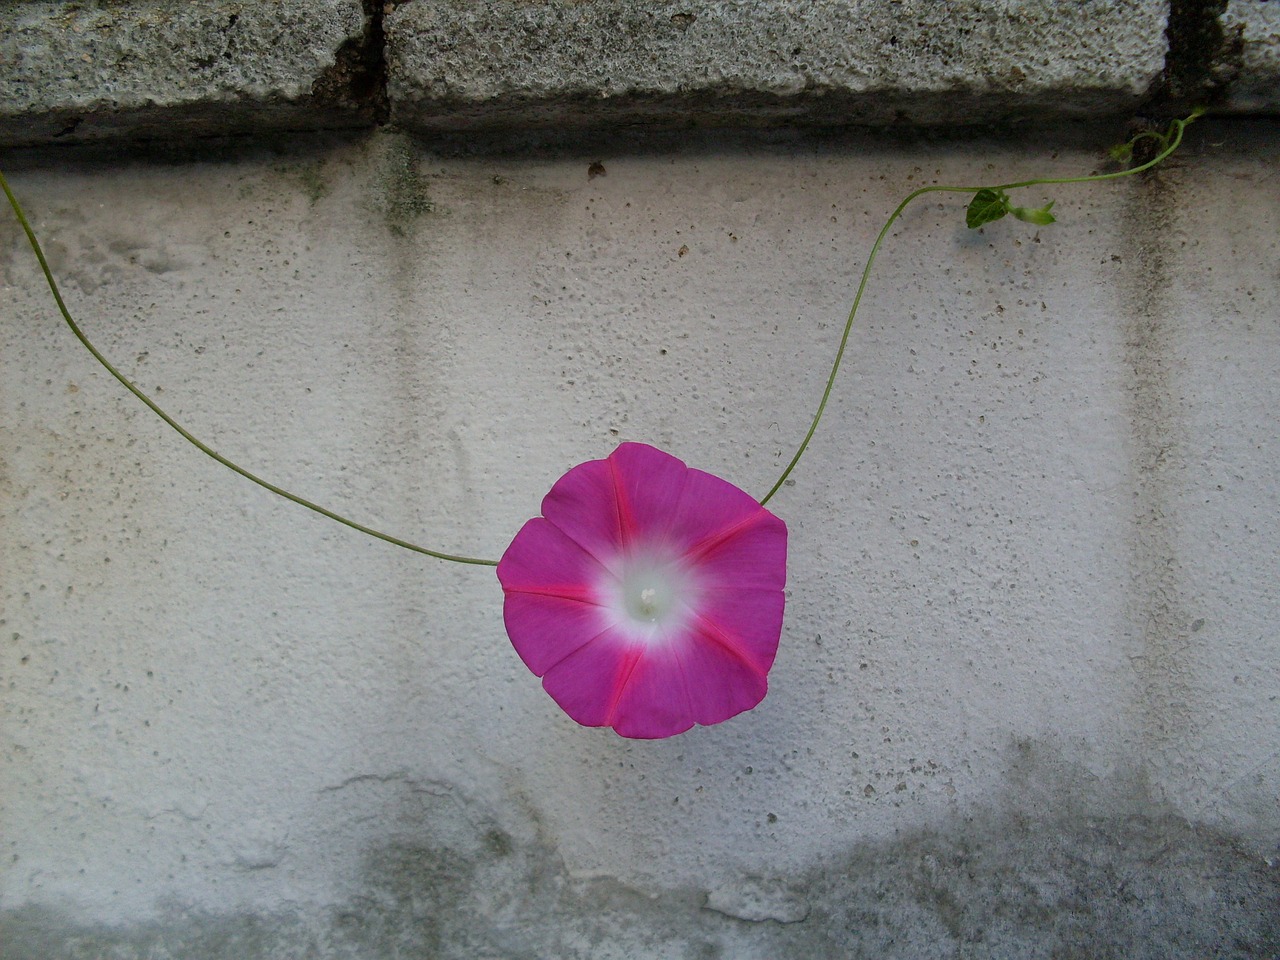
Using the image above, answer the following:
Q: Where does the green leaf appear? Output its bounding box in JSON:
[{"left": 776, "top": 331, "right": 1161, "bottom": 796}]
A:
[
  {"left": 1009, "top": 200, "right": 1056, "bottom": 226},
  {"left": 1108, "top": 142, "right": 1134, "bottom": 163},
  {"left": 966, "top": 188, "right": 1009, "bottom": 229}
]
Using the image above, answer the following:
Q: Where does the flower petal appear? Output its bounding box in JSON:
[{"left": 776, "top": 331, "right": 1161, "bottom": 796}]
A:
[
  {"left": 502, "top": 591, "right": 613, "bottom": 677},
  {"left": 539, "top": 619, "right": 775, "bottom": 739},
  {"left": 694, "top": 587, "right": 786, "bottom": 676},
  {"left": 498, "top": 516, "right": 607, "bottom": 600},
  {"left": 673, "top": 624, "right": 770, "bottom": 728},
  {"left": 600, "top": 640, "right": 699, "bottom": 739},
  {"left": 538, "top": 456, "right": 624, "bottom": 570},
  {"left": 604, "top": 443, "right": 691, "bottom": 547},
  {"left": 691, "top": 510, "right": 789, "bottom": 590},
  {"left": 498, "top": 517, "right": 620, "bottom": 675},
  {"left": 539, "top": 630, "right": 644, "bottom": 729},
  {"left": 540, "top": 629, "right": 698, "bottom": 739},
  {"left": 664, "top": 462, "right": 774, "bottom": 555}
]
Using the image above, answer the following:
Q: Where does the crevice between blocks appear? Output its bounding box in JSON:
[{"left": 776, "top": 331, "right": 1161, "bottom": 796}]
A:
[
  {"left": 312, "top": 0, "right": 390, "bottom": 124},
  {"left": 1145, "top": 0, "right": 1245, "bottom": 113}
]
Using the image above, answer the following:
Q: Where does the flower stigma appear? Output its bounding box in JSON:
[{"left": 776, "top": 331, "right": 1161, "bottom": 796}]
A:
[
  {"left": 639, "top": 588, "right": 658, "bottom": 616},
  {"left": 609, "top": 552, "right": 699, "bottom": 640}
]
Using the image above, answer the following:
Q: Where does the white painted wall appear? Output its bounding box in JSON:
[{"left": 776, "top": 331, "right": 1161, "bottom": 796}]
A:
[{"left": 2, "top": 124, "right": 1278, "bottom": 954}]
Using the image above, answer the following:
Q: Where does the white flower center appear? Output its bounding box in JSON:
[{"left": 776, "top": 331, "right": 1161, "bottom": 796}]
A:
[
  {"left": 625, "top": 575, "right": 673, "bottom": 623},
  {"left": 603, "top": 551, "right": 700, "bottom": 643}
]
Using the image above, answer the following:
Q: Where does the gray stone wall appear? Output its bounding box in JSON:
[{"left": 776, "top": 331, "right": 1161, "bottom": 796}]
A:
[
  {"left": 2, "top": 3, "right": 1278, "bottom": 959},
  {"left": 2, "top": 0, "right": 1278, "bottom": 145}
]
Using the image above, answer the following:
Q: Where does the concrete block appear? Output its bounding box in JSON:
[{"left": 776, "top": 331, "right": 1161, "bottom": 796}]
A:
[
  {"left": 1223, "top": 0, "right": 1280, "bottom": 111},
  {"left": 0, "top": 0, "right": 372, "bottom": 147},
  {"left": 386, "top": 0, "right": 1170, "bottom": 132}
]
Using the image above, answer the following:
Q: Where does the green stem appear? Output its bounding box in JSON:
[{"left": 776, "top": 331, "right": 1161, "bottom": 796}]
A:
[
  {"left": 758, "top": 111, "right": 1200, "bottom": 506},
  {"left": 3, "top": 111, "right": 1201, "bottom": 553},
  {"left": 0, "top": 170, "right": 499, "bottom": 567}
]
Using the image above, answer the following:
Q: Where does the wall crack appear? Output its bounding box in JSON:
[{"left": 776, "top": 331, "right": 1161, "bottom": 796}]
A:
[
  {"left": 312, "top": 0, "right": 390, "bottom": 123},
  {"left": 1148, "top": 0, "right": 1246, "bottom": 111}
]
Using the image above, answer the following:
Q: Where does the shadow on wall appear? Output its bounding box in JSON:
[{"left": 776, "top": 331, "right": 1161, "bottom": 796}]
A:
[{"left": 4, "top": 787, "right": 1278, "bottom": 959}]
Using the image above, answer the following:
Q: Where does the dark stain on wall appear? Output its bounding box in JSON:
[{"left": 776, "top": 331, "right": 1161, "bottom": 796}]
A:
[
  {"left": 3, "top": 801, "right": 1276, "bottom": 959},
  {"left": 1116, "top": 162, "right": 1202, "bottom": 779}
]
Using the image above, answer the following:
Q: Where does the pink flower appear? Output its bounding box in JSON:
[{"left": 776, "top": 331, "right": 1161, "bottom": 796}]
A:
[{"left": 497, "top": 443, "right": 788, "bottom": 739}]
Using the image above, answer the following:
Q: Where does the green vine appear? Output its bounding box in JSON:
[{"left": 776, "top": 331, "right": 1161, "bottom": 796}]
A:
[
  {"left": 758, "top": 108, "right": 1202, "bottom": 505},
  {"left": 1, "top": 110, "right": 1201, "bottom": 559},
  {"left": 0, "top": 171, "right": 498, "bottom": 567}
]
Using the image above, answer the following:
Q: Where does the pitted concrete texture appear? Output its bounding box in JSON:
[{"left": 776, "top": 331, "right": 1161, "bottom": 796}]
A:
[
  {"left": 3, "top": 809, "right": 1277, "bottom": 959},
  {"left": 2, "top": 120, "right": 1278, "bottom": 959},
  {"left": 1224, "top": 0, "right": 1280, "bottom": 111},
  {"left": 3, "top": 0, "right": 1277, "bottom": 147},
  {"left": 0, "top": 0, "right": 370, "bottom": 146},
  {"left": 385, "top": 0, "right": 1170, "bottom": 131}
]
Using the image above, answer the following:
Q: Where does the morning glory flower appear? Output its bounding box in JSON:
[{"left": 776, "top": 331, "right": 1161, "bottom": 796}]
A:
[{"left": 497, "top": 443, "right": 788, "bottom": 739}]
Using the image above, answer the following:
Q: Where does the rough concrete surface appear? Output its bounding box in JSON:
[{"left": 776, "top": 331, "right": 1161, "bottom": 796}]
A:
[
  {"left": 385, "top": 0, "right": 1169, "bottom": 130},
  {"left": 1224, "top": 0, "right": 1280, "bottom": 112},
  {"left": 2, "top": 122, "right": 1280, "bottom": 956},
  {"left": 3, "top": 0, "right": 1278, "bottom": 149},
  {"left": 3, "top": 810, "right": 1277, "bottom": 959},
  {"left": 0, "top": 0, "right": 370, "bottom": 146}
]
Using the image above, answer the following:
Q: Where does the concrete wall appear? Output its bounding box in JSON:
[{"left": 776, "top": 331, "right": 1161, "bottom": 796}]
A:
[{"left": 2, "top": 3, "right": 1279, "bottom": 958}]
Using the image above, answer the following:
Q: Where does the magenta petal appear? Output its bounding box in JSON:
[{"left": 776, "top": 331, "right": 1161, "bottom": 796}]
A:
[
  {"left": 692, "top": 510, "right": 789, "bottom": 590},
  {"left": 541, "top": 626, "right": 768, "bottom": 738},
  {"left": 502, "top": 592, "right": 611, "bottom": 677},
  {"left": 605, "top": 443, "right": 692, "bottom": 545},
  {"left": 664, "top": 462, "right": 775, "bottom": 556},
  {"left": 498, "top": 517, "right": 618, "bottom": 676},
  {"left": 682, "top": 509, "right": 788, "bottom": 675},
  {"left": 694, "top": 588, "right": 786, "bottom": 676},
  {"left": 674, "top": 627, "right": 770, "bottom": 727},
  {"left": 607, "top": 643, "right": 697, "bottom": 739},
  {"left": 498, "top": 516, "right": 607, "bottom": 599},
  {"left": 539, "top": 456, "right": 623, "bottom": 568},
  {"left": 540, "top": 630, "right": 641, "bottom": 729}
]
